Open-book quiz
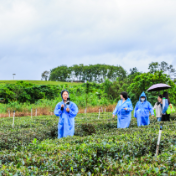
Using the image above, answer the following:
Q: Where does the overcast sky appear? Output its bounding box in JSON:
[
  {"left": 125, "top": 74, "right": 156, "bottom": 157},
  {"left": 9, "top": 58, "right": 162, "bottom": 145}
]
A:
[{"left": 0, "top": 0, "right": 176, "bottom": 80}]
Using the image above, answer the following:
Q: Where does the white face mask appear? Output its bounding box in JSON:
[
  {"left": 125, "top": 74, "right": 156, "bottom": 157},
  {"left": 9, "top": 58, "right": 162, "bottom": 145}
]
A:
[{"left": 141, "top": 98, "right": 145, "bottom": 102}]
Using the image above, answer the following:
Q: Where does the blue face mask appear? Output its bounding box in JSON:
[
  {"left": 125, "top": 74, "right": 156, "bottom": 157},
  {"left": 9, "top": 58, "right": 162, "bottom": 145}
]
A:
[{"left": 141, "top": 98, "right": 145, "bottom": 102}]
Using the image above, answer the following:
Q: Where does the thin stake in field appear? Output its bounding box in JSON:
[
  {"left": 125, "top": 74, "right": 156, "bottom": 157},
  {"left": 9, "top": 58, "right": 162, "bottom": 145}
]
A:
[
  {"left": 31, "top": 108, "right": 32, "bottom": 118},
  {"left": 98, "top": 108, "right": 100, "bottom": 119},
  {"left": 12, "top": 110, "right": 15, "bottom": 128},
  {"left": 35, "top": 108, "right": 37, "bottom": 117},
  {"left": 156, "top": 124, "right": 163, "bottom": 156},
  {"left": 84, "top": 108, "right": 87, "bottom": 115}
]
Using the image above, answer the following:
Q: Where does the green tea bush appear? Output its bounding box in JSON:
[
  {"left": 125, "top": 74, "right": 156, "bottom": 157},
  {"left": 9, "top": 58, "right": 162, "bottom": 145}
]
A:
[{"left": 0, "top": 113, "right": 175, "bottom": 175}]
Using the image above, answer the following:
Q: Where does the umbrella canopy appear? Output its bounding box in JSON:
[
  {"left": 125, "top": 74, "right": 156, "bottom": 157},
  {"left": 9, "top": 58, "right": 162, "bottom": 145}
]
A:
[{"left": 147, "top": 83, "right": 171, "bottom": 92}]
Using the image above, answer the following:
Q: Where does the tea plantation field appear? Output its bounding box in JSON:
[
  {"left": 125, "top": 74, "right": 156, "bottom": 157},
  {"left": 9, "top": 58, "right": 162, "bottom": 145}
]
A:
[{"left": 0, "top": 112, "right": 175, "bottom": 175}]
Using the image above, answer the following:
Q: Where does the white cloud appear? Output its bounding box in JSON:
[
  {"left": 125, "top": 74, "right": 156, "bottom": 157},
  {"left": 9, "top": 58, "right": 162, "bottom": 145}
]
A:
[{"left": 0, "top": 0, "right": 176, "bottom": 79}]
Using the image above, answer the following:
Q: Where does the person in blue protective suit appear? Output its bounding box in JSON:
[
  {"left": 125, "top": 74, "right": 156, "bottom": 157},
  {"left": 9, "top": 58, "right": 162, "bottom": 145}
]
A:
[
  {"left": 134, "top": 92, "right": 154, "bottom": 127},
  {"left": 113, "top": 92, "right": 133, "bottom": 128},
  {"left": 54, "top": 90, "right": 78, "bottom": 139}
]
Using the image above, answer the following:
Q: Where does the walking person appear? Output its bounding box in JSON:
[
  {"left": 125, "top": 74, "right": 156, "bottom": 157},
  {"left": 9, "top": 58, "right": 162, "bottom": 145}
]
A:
[
  {"left": 54, "top": 90, "right": 78, "bottom": 139},
  {"left": 153, "top": 95, "right": 163, "bottom": 122},
  {"left": 161, "top": 91, "right": 171, "bottom": 121},
  {"left": 134, "top": 92, "right": 154, "bottom": 127},
  {"left": 113, "top": 92, "right": 133, "bottom": 128}
]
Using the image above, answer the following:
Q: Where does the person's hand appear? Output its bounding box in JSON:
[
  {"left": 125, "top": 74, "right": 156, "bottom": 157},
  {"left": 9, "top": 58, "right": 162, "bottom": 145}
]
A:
[
  {"left": 152, "top": 115, "right": 154, "bottom": 117},
  {"left": 113, "top": 114, "right": 115, "bottom": 118},
  {"left": 61, "top": 104, "right": 64, "bottom": 111},
  {"left": 124, "top": 108, "right": 127, "bottom": 110},
  {"left": 66, "top": 108, "right": 70, "bottom": 112}
]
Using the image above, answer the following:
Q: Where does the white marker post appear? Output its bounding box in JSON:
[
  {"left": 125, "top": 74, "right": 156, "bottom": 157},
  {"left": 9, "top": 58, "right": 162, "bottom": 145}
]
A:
[
  {"left": 98, "top": 108, "right": 100, "bottom": 119},
  {"left": 84, "top": 108, "right": 87, "bottom": 115},
  {"left": 156, "top": 125, "right": 162, "bottom": 156},
  {"left": 35, "top": 108, "right": 37, "bottom": 117},
  {"left": 31, "top": 108, "right": 32, "bottom": 118},
  {"left": 12, "top": 111, "right": 15, "bottom": 128}
]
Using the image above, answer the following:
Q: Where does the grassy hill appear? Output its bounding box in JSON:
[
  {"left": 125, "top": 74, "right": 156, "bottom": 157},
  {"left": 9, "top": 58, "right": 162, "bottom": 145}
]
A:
[{"left": 0, "top": 80, "right": 83, "bottom": 85}]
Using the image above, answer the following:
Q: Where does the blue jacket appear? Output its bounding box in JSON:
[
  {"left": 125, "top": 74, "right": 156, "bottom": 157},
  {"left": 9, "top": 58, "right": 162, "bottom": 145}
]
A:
[
  {"left": 113, "top": 98, "right": 133, "bottom": 128},
  {"left": 162, "top": 98, "right": 169, "bottom": 114},
  {"left": 54, "top": 90, "right": 78, "bottom": 138},
  {"left": 134, "top": 92, "right": 154, "bottom": 126}
]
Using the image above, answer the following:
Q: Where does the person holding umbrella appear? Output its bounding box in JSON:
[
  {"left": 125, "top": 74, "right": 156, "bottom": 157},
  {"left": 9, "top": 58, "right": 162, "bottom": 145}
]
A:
[
  {"left": 54, "top": 90, "right": 78, "bottom": 139},
  {"left": 113, "top": 92, "right": 133, "bottom": 128},
  {"left": 134, "top": 92, "right": 154, "bottom": 127},
  {"left": 147, "top": 84, "right": 172, "bottom": 122}
]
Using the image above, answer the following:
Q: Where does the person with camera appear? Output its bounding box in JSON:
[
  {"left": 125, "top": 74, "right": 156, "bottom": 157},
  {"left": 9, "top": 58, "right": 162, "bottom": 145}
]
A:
[{"left": 54, "top": 90, "right": 78, "bottom": 139}]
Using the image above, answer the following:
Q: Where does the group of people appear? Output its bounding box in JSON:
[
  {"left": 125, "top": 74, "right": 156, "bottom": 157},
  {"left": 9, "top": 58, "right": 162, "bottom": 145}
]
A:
[
  {"left": 54, "top": 90, "right": 171, "bottom": 139},
  {"left": 113, "top": 91, "right": 171, "bottom": 129}
]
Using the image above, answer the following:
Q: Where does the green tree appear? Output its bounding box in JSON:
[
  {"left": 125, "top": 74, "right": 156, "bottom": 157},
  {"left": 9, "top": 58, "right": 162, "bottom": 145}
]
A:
[
  {"left": 129, "top": 67, "right": 138, "bottom": 75},
  {"left": 148, "top": 61, "right": 176, "bottom": 78},
  {"left": 148, "top": 62, "right": 159, "bottom": 74},
  {"left": 41, "top": 71, "right": 50, "bottom": 81},
  {"left": 49, "top": 65, "right": 71, "bottom": 81},
  {"left": 128, "top": 71, "right": 176, "bottom": 106}
]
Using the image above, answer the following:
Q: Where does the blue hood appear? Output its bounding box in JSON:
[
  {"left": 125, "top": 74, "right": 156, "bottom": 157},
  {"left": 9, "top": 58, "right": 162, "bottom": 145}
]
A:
[
  {"left": 126, "top": 98, "right": 131, "bottom": 102},
  {"left": 139, "top": 92, "right": 147, "bottom": 101},
  {"left": 61, "top": 90, "right": 69, "bottom": 100}
]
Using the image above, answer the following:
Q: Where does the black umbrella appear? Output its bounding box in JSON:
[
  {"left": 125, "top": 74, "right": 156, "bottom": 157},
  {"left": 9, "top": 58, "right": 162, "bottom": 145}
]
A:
[{"left": 147, "top": 83, "right": 171, "bottom": 92}]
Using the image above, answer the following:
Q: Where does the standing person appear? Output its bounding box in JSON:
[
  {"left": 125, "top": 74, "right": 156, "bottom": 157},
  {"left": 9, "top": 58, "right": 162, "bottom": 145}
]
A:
[
  {"left": 134, "top": 92, "right": 154, "bottom": 127},
  {"left": 153, "top": 95, "right": 163, "bottom": 122},
  {"left": 54, "top": 90, "right": 78, "bottom": 139},
  {"left": 113, "top": 92, "right": 133, "bottom": 128},
  {"left": 161, "top": 91, "right": 170, "bottom": 121}
]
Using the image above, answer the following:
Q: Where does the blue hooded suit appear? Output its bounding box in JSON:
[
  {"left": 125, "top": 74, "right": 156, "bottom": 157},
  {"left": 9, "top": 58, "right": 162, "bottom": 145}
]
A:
[
  {"left": 134, "top": 92, "right": 154, "bottom": 127},
  {"left": 113, "top": 98, "right": 133, "bottom": 128},
  {"left": 54, "top": 90, "right": 78, "bottom": 139}
]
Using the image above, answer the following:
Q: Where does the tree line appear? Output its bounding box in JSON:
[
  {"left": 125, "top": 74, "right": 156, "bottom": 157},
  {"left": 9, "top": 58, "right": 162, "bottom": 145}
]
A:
[
  {"left": 42, "top": 64, "right": 127, "bottom": 83},
  {"left": 42, "top": 61, "right": 176, "bottom": 82}
]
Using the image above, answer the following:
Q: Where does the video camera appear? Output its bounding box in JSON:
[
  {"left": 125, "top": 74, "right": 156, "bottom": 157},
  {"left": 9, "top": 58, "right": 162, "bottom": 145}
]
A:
[{"left": 66, "top": 97, "right": 70, "bottom": 105}]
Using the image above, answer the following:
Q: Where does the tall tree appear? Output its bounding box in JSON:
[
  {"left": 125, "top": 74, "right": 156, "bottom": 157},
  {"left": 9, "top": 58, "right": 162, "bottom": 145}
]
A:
[
  {"left": 41, "top": 71, "right": 50, "bottom": 81},
  {"left": 129, "top": 67, "right": 138, "bottom": 75},
  {"left": 148, "top": 62, "right": 159, "bottom": 74},
  {"left": 148, "top": 61, "right": 176, "bottom": 78}
]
